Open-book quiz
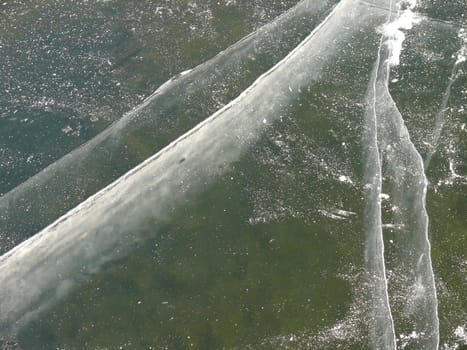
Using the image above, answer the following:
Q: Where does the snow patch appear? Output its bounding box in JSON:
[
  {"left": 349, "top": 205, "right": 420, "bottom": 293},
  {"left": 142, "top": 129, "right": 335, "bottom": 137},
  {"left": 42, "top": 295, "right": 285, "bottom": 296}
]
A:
[{"left": 381, "top": 3, "right": 420, "bottom": 66}]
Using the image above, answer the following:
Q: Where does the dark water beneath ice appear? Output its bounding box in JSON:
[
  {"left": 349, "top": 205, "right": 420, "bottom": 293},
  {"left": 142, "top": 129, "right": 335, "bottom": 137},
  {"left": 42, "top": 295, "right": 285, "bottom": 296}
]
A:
[{"left": 0, "top": 0, "right": 465, "bottom": 349}]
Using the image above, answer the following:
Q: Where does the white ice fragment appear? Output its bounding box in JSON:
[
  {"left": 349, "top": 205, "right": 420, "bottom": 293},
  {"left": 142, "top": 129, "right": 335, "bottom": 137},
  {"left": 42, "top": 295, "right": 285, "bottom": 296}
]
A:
[
  {"left": 382, "top": 223, "right": 404, "bottom": 230},
  {"left": 455, "top": 36, "right": 466, "bottom": 63},
  {"left": 334, "top": 209, "right": 356, "bottom": 217},
  {"left": 338, "top": 175, "right": 353, "bottom": 184},
  {"left": 455, "top": 28, "right": 467, "bottom": 65},
  {"left": 382, "top": 9, "right": 420, "bottom": 66},
  {"left": 379, "top": 193, "right": 390, "bottom": 200},
  {"left": 262, "top": 118, "right": 267, "bottom": 124},
  {"left": 399, "top": 330, "right": 422, "bottom": 349},
  {"left": 454, "top": 326, "right": 466, "bottom": 340},
  {"left": 274, "top": 139, "right": 286, "bottom": 147},
  {"left": 318, "top": 209, "right": 356, "bottom": 220},
  {"left": 61, "top": 126, "right": 73, "bottom": 134},
  {"left": 319, "top": 209, "right": 346, "bottom": 220},
  {"left": 422, "top": 140, "right": 433, "bottom": 147}
]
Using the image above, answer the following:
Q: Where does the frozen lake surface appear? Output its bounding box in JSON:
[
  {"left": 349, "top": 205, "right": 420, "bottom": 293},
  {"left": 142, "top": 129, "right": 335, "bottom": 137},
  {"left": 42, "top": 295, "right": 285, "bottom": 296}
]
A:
[{"left": 0, "top": 0, "right": 465, "bottom": 348}]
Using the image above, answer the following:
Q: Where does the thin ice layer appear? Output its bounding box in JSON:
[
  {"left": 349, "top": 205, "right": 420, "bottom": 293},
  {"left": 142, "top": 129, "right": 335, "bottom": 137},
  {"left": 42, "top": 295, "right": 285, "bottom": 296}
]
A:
[
  {"left": 0, "top": 0, "right": 391, "bottom": 339},
  {"left": 0, "top": 0, "right": 338, "bottom": 255},
  {"left": 370, "top": 2, "right": 440, "bottom": 348}
]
